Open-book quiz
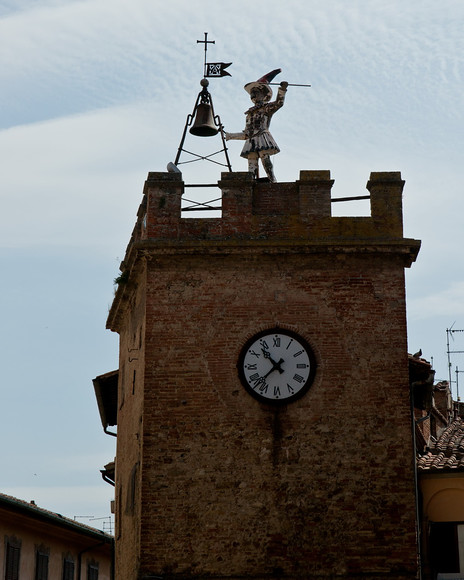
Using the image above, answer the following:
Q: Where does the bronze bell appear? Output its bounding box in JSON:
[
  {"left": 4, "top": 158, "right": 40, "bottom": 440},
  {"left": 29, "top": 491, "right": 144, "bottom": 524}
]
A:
[{"left": 189, "top": 103, "right": 219, "bottom": 137}]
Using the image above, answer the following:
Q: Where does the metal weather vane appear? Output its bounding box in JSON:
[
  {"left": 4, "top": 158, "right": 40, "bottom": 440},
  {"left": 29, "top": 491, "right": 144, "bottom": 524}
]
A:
[
  {"left": 171, "top": 33, "right": 232, "bottom": 173},
  {"left": 198, "top": 32, "right": 232, "bottom": 79}
]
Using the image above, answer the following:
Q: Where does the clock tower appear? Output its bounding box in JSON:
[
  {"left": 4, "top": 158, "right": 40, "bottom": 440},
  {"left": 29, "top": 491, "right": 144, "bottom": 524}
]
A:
[{"left": 106, "top": 169, "right": 421, "bottom": 579}]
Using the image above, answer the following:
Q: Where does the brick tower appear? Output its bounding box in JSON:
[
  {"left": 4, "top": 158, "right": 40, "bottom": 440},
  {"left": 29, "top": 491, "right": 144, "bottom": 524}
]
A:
[{"left": 106, "top": 170, "right": 421, "bottom": 579}]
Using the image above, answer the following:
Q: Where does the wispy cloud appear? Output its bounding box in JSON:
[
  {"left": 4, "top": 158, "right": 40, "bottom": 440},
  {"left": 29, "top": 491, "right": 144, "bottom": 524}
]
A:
[{"left": 0, "top": 103, "right": 171, "bottom": 247}]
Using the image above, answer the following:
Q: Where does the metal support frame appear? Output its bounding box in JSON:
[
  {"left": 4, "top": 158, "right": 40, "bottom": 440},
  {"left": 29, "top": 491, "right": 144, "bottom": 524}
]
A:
[{"left": 174, "top": 83, "right": 232, "bottom": 172}]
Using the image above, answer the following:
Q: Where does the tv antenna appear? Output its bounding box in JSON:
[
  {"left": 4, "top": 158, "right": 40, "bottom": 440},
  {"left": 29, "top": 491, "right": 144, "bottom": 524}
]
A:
[{"left": 446, "top": 323, "right": 464, "bottom": 400}]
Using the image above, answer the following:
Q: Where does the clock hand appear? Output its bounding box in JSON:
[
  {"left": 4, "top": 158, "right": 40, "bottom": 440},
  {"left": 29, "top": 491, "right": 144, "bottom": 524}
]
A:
[
  {"left": 273, "top": 358, "right": 285, "bottom": 374},
  {"left": 263, "top": 366, "right": 277, "bottom": 379},
  {"left": 261, "top": 349, "right": 285, "bottom": 374},
  {"left": 261, "top": 349, "right": 279, "bottom": 365},
  {"left": 251, "top": 358, "right": 285, "bottom": 391}
]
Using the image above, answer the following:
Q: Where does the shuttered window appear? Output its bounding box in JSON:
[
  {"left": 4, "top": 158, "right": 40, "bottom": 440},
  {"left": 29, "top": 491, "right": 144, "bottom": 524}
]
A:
[
  {"left": 62, "top": 558, "right": 75, "bottom": 580},
  {"left": 5, "top": 539, "right": 21, "bottom": 580},
  {"left": 35, "top": 551, "right": 49, "bottom": 580},
  {"left": 87, "top": 563, "right": 99, "bottom": 580}
]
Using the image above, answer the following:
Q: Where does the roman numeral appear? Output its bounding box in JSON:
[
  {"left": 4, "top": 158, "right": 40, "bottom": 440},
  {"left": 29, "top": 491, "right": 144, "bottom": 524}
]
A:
[
  {"left": 251, "top": 376, "right": 269, "bottom": 393},
  {"left": 274, "top": 386, "right": 281, "bottom": 397},
  {"left": 258, "top": 381, "right": 269, "bottom": 393},
  {"left": 273, "top": 337, "right": 281, "bottom": 347},
  {"left": 293, "top": 350, "right": 304, "bottom": 357},
  {"left": 246, "top": 364, "right": 257, "bottom": 370},
  {"left": 293, "top": 374, "right": 304, "bottom": 383}
]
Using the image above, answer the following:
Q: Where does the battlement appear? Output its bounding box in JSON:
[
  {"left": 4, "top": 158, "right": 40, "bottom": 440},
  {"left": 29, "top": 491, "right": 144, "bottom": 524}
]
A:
[
  {"left": 109, "top": 170, "right": 421, "bottom": 331},
  {"left": 133, "top": 169, "right": 410, "bottom": 243},
  {"left": 118, "top": 169, "right": 422, "bottom": 274}
]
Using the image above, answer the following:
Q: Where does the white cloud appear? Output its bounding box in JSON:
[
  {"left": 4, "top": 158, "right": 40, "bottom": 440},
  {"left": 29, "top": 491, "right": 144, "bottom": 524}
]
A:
[{"left": 0, "top": 102, "right": 172, "bottom": 248}]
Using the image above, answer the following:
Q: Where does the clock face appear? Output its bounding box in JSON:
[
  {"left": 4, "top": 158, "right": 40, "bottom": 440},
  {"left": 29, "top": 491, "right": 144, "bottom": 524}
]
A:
[{"left": 238, "top": 328, "right": 317, "bottom": 403}]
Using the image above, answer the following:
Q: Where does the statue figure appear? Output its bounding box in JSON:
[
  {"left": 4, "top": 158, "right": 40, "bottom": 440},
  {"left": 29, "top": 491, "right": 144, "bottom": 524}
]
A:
[{"left": 225, "top": 69, "right": 288, "bottom": 183}]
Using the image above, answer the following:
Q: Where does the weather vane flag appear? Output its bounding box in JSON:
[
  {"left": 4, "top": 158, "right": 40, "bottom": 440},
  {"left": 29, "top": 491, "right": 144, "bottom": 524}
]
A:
[{"left": 206, "top": 62, "right": 232, "bottom": 78}]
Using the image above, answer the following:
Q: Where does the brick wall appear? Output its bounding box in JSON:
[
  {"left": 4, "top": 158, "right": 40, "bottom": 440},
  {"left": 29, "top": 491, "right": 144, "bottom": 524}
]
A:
[
  {"left": 112, "top": 275, "right": 146, "bottom": 578},
  {"left": 108, "top": 171, "right": 421, "bottom": 579}
]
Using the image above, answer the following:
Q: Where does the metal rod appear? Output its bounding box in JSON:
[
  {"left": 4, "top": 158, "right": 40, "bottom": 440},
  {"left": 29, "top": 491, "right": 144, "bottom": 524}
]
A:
[
  {"left": 197, "top": 32, "right": 214, "bottom": 78},
  {"left": 182, "top": 206, "right": 222, "bottom": 212},
  {"left": 447, "top": 328, "right": 452, "bottom": 387},
  {"left": 184, "top": 183, "right": 219, "bottom": 188},
  {"left": 268, "top": 82, "right": 311, "bottom": 87},
  {"left": 457, "top": 366, "right": 460, "bottom": 401},
  {"left": 182, "top": 196, "right": 221, "bottom": 206},
  {"left": 331, "top": 195, "right": 370, "bottom": 203}
]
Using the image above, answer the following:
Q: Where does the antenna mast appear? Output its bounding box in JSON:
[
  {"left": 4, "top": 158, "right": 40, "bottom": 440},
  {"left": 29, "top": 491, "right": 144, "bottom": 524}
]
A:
[{"left": 446, "top": 325, "right": 464, "bottom": 400}]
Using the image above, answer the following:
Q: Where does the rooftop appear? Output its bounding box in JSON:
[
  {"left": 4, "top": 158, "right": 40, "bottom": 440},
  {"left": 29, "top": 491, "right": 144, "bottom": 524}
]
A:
[
  {"left": 0, "top": 492, "right": 113, "bottom": 541},
  {"left": 417, "top": 418, "right": 464, "bottom": 473}
]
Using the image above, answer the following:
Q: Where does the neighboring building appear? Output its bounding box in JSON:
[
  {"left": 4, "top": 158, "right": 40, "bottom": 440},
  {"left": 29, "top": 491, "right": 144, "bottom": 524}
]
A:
[
  {"left": 413, "top": 355, "right": 464, "bottom": 579},
  {"left": 97, "top": 170, "right": 422, "bottom": 578},
  {"left": 0, "top": 493, "right": 113, "bottom": 579}
]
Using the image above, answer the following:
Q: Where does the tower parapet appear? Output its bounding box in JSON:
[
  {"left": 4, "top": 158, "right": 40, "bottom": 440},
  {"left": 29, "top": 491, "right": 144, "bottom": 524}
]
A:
[
  {"left": 136, "top": 169, "right": 410, "bottom": 241},
  {"left": 109, "top": 170, "right": 420, "bottom": 331}
]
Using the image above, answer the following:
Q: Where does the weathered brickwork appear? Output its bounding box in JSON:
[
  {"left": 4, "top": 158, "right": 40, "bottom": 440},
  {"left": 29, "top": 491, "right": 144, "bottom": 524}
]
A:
[{"left": 107, "top": 170, "right": 421, "bottom": 579}]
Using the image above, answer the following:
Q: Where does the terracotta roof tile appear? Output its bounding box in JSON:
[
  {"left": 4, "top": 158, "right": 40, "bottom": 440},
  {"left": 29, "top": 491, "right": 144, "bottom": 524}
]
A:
[{"left": 418, "top": 418, "right": 464, "bottom": 472}]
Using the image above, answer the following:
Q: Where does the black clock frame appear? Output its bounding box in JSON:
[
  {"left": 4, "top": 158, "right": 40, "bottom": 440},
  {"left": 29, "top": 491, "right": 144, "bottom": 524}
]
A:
[{"left": 237, "top": 327, "right": 317, "bottom": 404}]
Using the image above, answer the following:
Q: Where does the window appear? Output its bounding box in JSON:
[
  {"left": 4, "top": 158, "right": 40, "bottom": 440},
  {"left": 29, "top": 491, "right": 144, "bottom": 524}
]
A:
[
  {"left": 4, "top": 537, "right": 21, "bottom": 580},
  {"left": 430, "top": 522, "right": 464, "bottom": 577},
  {"left": 87, "top": 563, "right": 99, "bottom": 580},
  {"left": 62, "top": 557, "right": 75, "bottom": 580},
  {"left": 35, "top": 548, "right": 49, "bottom": 580}
]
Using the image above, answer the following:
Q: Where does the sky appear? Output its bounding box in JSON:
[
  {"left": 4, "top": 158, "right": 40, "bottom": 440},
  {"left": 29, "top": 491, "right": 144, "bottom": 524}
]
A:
[{"left": 1, "top": 0, "right": 463, "bottom": 528}]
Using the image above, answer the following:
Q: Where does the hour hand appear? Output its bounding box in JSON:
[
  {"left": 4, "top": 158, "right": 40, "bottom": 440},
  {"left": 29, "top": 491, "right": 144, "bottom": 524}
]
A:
[
  {"left": 262, "top": 349, "right": 284, "bottom": 374},
  {"left": 272, "top": 357, "right": 284, "bottom": 374}
]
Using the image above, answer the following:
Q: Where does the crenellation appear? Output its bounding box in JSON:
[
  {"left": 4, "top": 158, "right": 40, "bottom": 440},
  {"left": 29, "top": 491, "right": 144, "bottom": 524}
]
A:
[
  {"left": 134, "top": 170, "right": 409, "bottom": 244},
  {"left": 367, "top": 171, "right": 405, "bottom": 237},
  {"left": 297, "top": 169, "right": 333, "bottom": 221}
]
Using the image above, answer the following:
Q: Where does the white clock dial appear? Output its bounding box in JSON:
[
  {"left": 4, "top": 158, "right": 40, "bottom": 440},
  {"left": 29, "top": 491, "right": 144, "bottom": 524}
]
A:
[{"left": 238, "top": 329, "right": 316, "bottom": 403}]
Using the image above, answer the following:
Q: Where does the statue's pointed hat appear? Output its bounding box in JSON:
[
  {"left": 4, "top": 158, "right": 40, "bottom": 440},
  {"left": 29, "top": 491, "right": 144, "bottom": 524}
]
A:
[{"left": 244, "top": 68, "right": 281, "bottom": 101}]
